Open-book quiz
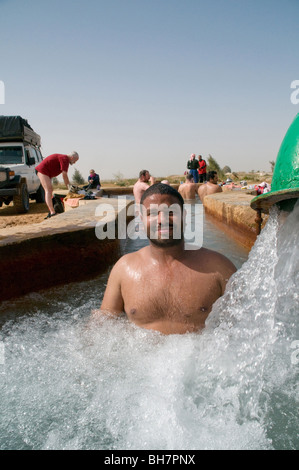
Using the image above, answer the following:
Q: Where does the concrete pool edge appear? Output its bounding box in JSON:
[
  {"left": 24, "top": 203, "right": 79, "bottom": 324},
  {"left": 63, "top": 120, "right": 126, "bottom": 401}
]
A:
[
  {"left": 0, "top": 198, "right": 134, "bottom": 301},
  {"left": 203, "top": 191, "right": 268, "bottom": 249}
]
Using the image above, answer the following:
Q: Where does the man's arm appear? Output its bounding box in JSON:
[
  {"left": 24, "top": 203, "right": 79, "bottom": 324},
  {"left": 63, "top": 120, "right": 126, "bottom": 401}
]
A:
[
  {"left": 95, "top": 174, "right": 100, "bottom": 186},
  {"left": 216, "top": 253, "right": 236, "bottom": 294},
  {"left": 197, "top": 185, "right": 205, "bottom": 202},
  {"left": 100, "top": 262, "right": 124, "bottom": 315},
  {"left": 62, "top": 171, "right": 70, "bottom": 188}
]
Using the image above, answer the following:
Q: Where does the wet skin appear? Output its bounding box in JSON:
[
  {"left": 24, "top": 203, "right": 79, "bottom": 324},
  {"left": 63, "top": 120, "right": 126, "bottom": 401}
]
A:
[{"left": 178, "top": 182, "right": 199, "bottom": 200}]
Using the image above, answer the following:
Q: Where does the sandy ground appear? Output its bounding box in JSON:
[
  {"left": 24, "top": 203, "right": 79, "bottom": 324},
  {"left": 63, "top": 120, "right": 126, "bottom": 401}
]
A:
[
  {"left": 0, "top": 185, "right": 125, "bottom": 229},
  {"left": 0, "top": 201, "right": 49, "bottom": 229}
]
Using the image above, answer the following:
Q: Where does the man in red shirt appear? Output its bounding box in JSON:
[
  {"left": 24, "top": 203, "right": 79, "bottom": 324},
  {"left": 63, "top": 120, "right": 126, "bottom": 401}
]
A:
[
  {"left": 198, "top": 155, "right": 207, "bottom": 183},
  {"left": 36, "top": 151, "right": 79, "bottom": 218}
]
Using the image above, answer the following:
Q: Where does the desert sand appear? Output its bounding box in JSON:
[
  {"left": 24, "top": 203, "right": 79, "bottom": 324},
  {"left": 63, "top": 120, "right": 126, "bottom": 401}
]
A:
[{"left": 0, "top": 201, "right": 49, "bottom": 229}]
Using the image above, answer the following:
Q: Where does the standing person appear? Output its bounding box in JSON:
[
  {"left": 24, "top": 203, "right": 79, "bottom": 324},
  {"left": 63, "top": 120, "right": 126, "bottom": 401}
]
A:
[
  {"left": 198, "top": 155, "right": 207, "bottom": 183},
  {"left": 187, "top": 154, "right": 199, "bottom": 183},
  {"left": 198, "top": 170, "right": 223, "bottom": 203},
  {"left": 99, "top": 183, "right": 236, "bottom": 335},
  {"left": 178, "top": 174, "right": 199, "bottom": 200},
  {"left": 35, "top": 151, "right": 79, "bottom": 218},
  {"left": 133, "top": 170, "right": 156, "bottom": 204}
]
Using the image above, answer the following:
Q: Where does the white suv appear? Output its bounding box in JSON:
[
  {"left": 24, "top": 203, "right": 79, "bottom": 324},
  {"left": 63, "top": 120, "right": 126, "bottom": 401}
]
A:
[{"left": 0, "top": 116, "right": 45, "bottom": 213}]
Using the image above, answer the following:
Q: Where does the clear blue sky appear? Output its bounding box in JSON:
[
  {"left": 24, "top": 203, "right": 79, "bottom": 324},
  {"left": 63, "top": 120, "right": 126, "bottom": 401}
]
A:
[{"left": 1, "top": 0, "right": 298, "bottom": 180}]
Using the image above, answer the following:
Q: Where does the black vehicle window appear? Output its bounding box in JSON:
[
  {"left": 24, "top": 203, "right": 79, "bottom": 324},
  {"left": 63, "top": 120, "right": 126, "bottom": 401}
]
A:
[{"left": 0, "top": 146, "right": 23, "bottom": 164}]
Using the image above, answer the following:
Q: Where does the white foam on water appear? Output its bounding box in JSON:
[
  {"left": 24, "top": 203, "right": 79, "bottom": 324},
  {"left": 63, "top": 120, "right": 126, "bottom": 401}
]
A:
[{"left": 0, "top": 203, "right": 298, "bottom": 450}]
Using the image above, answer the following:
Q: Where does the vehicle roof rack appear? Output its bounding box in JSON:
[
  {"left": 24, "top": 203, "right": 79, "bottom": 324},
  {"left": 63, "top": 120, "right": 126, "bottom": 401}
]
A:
[{"left": 0, "top": 115, "right": 41, "bottom": 147}]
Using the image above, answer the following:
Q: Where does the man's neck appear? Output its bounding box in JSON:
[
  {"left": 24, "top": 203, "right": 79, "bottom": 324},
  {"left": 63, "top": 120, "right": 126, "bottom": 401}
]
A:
[{"left": 148, "top": 241, "right": 185, "bottom": 264}]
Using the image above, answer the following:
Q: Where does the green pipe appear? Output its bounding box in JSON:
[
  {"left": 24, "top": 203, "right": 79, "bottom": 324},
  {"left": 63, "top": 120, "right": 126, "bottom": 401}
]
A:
[{"left": 251, "top": 113, "right": 299, "bottom": 213}]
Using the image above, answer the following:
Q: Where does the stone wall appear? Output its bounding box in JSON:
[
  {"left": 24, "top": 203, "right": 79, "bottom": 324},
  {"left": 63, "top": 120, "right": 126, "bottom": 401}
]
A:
[
  {"left": 0, "top": 198, "right": 133, "bottom": 302},
  {"left": 202, "top": 191, "right": 268, "bottom": 249}
]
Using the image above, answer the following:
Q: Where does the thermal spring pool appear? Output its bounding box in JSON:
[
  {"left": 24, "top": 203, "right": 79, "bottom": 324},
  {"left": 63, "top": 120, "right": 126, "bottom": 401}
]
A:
[{"left": 0, "top": 201, "right": 298, "bottom": 450}]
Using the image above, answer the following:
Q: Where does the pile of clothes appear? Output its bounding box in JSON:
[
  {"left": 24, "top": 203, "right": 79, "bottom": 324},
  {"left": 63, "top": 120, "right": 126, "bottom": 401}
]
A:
[
  {"left": 254, "top": 182, "right": 271, "bottom": 195},
  {"left": 64, "top": 185, "right": 103, "bottom": 208}
]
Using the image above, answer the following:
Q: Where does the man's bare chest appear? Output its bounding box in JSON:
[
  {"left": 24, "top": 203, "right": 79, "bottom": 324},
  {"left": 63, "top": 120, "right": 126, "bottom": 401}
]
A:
[{"left": 121, "top": 267, "right": 222, "bottom": 324}]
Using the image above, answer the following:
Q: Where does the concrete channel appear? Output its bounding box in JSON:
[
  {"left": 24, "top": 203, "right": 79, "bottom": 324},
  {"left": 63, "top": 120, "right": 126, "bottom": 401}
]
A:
[{"left": 0, "top": 197, "right": 134, "bottom": 301}]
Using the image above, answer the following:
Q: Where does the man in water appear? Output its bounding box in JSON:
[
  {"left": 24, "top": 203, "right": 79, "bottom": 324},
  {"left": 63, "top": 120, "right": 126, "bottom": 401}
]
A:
[
  {"left": 133, "top": 170, "right": 156, "bottom": 204},
  {"left": 100, "top": 183, "right": 236, "bottom": 334},
  {"left": 198, "top": 170, "right": 222, "bottom": 203},
  {"left": 178, "top": 173, "right": 199, "bottom": 200}
]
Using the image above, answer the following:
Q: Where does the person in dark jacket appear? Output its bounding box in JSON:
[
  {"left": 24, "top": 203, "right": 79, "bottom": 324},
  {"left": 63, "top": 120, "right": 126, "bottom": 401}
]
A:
[
  {"left": 187, "top": 154, "right": 199, "bottom": 183},
  {"left": 84, "top": 169, "right": 101, "bottom": 189}
]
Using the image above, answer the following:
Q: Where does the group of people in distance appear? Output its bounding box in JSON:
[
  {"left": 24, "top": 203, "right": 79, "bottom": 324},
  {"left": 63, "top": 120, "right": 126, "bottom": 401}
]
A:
[
  {"left": 182, "top": 153, "right": 223, "bottom": 201},
  {"left": 133, "top": 166, "right": 222, "bottom": 205},
  {"left": 37, "top": 151, "right": 234, "bottom": 336},
  {"left": 179, "top": 170, "right": 222, "bottom": 202},
  {"left": 187, "top": 153, "right": 207, "bottom": 183}
]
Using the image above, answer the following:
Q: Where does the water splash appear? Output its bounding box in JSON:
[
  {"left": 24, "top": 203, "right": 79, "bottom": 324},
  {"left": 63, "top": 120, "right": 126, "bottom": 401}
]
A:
[{"left": 0, "top": 203, "right": 298, "bottom": 450}]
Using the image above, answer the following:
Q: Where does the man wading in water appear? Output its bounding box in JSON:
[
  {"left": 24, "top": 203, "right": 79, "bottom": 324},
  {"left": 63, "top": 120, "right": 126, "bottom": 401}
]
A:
[{"left": 99, "top": 184, "right": 236, "bottom": 334}]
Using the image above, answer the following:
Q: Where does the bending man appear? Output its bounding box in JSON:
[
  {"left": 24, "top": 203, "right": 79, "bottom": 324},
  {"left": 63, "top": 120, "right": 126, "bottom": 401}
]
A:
[{"left": 36, "top": 151, "right": 79, "bottom": 218}]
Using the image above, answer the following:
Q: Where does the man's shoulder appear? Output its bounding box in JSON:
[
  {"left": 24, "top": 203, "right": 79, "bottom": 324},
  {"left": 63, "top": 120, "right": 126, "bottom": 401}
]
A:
[
  {"left": 112, "top": 247, "right": 148, "bottom": 270},
  {"left": 136, "top": 181, "right": 148, "bottom": 188},
  {"left": 44, "top": 153, "right": 67, "bottom": 162},
  {"left": 208, "top": 183, "right": 222, "bottom": 193},
  {"left": 55, "top": 154, "right": 69, "bottom": 161},
  {"left": 195, "top": 247, "right": 236, "bottom": 272}
]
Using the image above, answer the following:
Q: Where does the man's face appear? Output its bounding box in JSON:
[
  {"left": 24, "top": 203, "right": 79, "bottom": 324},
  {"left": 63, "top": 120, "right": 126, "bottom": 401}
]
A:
[
  {"left": 142, "top": 171, "right": 150, "bottom": 182},
  {"left": 141, "top": 193, "right": 184, "bottom": 247},
  {"left": 70, "top": 156, "right": 78, "bottom": 165},
  {"left": 212, "top": 173, "right": 218, "bottom": 184}
]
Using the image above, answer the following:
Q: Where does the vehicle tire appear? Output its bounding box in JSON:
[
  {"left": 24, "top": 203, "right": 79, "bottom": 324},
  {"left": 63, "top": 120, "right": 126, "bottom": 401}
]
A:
[
  {"left": 35, "top": 184, "right": 45, "bottom": 203},
  {"left": 14, "top": 183, "right": 30, "bottom": 213}
]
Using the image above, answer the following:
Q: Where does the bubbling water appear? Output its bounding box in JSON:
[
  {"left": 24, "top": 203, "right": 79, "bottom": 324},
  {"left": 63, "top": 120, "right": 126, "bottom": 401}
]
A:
[{"left": 0, "top": 203, "right": 298, "bottom": 450}]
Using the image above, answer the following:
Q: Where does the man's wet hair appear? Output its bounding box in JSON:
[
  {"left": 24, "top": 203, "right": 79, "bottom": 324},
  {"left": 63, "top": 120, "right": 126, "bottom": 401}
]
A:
[
  {"left": 207, "top": 170, "right": 218, "bottom": 181},
  {"left": 140, "top": 183, "right": 184, "bottom": 209},
  {"left": 139, "top": 169, "right": 149, "bottom": 178}
]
